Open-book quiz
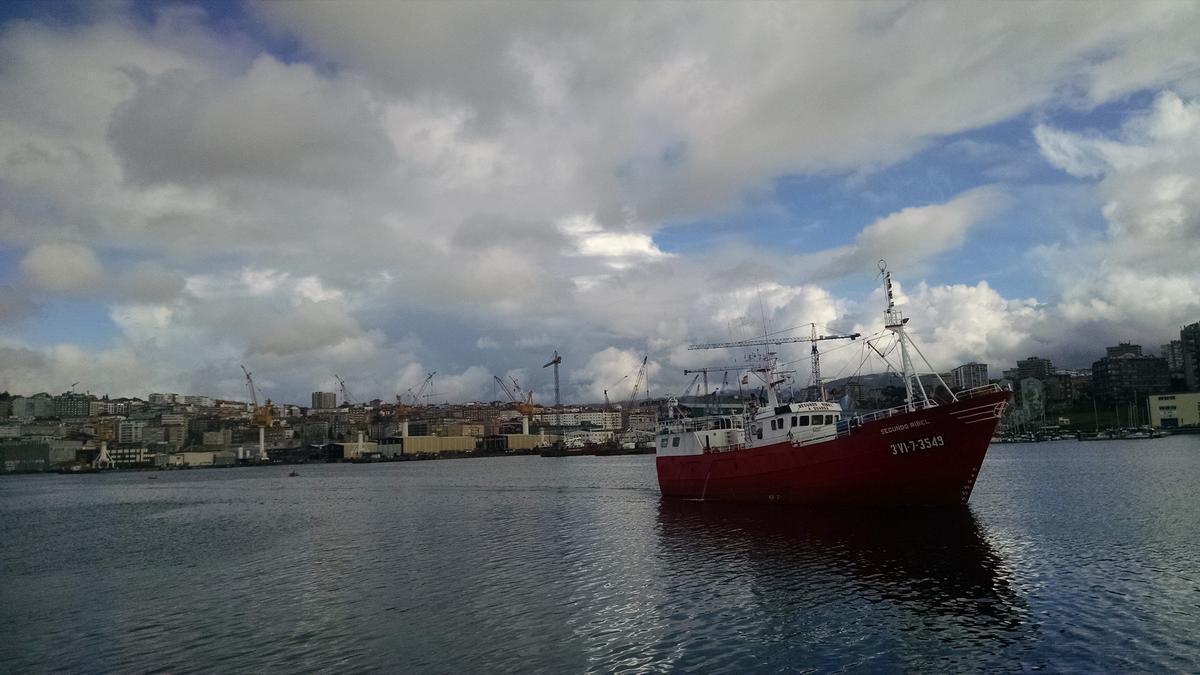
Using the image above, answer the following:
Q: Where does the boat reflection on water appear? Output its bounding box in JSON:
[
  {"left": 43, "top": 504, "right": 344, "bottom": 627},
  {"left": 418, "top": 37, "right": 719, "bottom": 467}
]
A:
[{"left": 655, "top": 500, "right": 1029, "bottom": 640}]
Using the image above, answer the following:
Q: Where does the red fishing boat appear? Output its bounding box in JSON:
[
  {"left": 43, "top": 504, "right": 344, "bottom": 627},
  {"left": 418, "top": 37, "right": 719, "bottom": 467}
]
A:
[{"left": 656, "top": 262, "right": 1010, "bottom": 507}]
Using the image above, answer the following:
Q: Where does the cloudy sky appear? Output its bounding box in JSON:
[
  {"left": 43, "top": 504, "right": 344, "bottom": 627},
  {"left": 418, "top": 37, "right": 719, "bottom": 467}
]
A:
[{"left": 2, "top": 1, "right": 1199, "bottom": 405}]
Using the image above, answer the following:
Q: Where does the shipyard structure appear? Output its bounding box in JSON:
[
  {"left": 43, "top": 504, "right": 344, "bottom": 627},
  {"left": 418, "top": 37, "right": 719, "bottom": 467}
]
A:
[{"left": 0, "top": 380, "right": 662, "bottom": 472}]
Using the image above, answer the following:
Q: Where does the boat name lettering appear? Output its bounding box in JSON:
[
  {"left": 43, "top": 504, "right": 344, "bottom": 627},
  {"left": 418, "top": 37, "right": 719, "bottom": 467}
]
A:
[
  {"left": 890, "top": 435, "right": 944, "bottom": 455},
  {"left": 879, "top": 419, "right": 930, "bottom": 435}
]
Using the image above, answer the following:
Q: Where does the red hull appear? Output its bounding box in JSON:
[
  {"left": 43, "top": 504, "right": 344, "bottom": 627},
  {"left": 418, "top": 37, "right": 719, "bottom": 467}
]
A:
[{"left": 656, "top": 390, "right": 1009, "bottom": 507}]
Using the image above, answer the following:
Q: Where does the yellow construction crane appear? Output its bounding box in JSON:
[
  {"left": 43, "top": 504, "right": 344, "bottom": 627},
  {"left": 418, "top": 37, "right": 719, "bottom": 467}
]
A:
[
  {"left": 240, "top": 364, "right": 272, "bottom": 462},
  {"left": 494, "top": 375, "right": 536, "bottom": 418},
  {"left": 241, "top": 364, "right": 273, "bottom": 427}
]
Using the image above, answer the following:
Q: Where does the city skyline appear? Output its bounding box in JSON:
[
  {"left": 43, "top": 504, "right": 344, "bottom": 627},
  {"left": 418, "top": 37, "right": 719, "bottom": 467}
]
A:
[{"left": 2, "top": 2, "right": 1200, "bottom": 404}]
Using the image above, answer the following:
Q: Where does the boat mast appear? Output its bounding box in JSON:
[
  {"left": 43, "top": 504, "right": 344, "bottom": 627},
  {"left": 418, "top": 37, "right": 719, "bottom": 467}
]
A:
[
  {"left": 810, "top": 323, "right": 824, "bottom": 401},
  {"left": 880, "top": 260, "right": 929, "bottom": 411},
  {"left": 764, "top": 352, "right": 780, "bottom": 408}
]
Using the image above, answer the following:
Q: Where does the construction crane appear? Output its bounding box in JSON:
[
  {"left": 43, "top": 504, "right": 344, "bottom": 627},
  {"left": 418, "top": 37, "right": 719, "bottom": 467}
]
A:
[
  {"left": 684, "top": 364, "right": 770, "bottom": 395},
  {"left": 334, "top": 373, "right": 373, "bottom": 435},
  {"left": 493, "top": 375, "right": 519, "bottom": 404},
  {"left": 240, "top": 364, "right": 271, "bottom": 462},
  {"left": 542, "top": 350, "right": 562, "bottom": 429},
  {"left": 622, "top": 355, "right": 649, "bottom": 424},
  {"left": 407, "top": 371, "right": 437, "bottom": 407},
  {"left": 688, "top": 324, "right": 860, "bottom": 402},
  {"left": 495, "top": 375, "right": 531, "bottom": 411},
  {"left": 333, "top": 373, "right": 356, "bottom": 406},
  {"left": 602, "top": 374, "right": 630, "bottom": 412},
  {"left": 494, "top": 375, "right": 536, "bottom": 426},
  {"left": 509, "top": 377, "right": 535, "bottom": 417},
  {"left": 683, "top": 365, "right": 755, "bottom": 399},
  {"left": 617, "top": 356, "right": 650, "bottom": 446}
]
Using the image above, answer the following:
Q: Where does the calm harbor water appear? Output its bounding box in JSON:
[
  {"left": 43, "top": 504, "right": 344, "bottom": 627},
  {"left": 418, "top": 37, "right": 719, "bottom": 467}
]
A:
[{"left": 3, "top": 437, "right": 1199, "bottom": 672}]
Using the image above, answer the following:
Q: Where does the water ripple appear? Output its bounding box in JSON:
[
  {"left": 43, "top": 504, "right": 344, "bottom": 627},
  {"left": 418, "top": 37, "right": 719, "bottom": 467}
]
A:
[{"left": 2, "top": 441, "right": 1200, "bottom": 671}]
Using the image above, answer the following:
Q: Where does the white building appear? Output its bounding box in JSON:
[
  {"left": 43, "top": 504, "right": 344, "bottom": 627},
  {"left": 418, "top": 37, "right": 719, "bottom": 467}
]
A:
[
  {"left": 108, "top": 445, "right": 148, "bottom": 467},
  {"left": 531, "top": 410, "right": 622, "bottom": 429},
  {"left": 118, "top": 420, "right": 147, "bottom": 444},
  {"left": 952, "top": 363, "right": 990, "bottom": 390}
]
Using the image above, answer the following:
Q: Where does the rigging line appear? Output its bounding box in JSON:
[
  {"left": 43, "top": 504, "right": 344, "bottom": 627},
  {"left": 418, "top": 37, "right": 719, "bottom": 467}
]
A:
[
  {"left": 838, "top": 344, "right": 869, "bottom": 391},
  {"left": 826, "top": 333, "right": 886, "bottom": 387},
  {"left": 749, "top": 319, "right": 860, "bottom": 340},
  {"left": 756, "top": 290, "right": 771, "bottom": 341},
  {"left": 849, "top": 344, "right": 873, "bottom": 380},
  {"left": 824, "top": 345, "right": 862, "bottom": 383},
  {"left": 772, "top": 329, "right": 888, "bottom": 369},
  {"left": 755, "top": 320, "right": 819, "bottom": 339},
  {"left": 813, "top": 321, "right": 860, "bottom": 336},
  {"left": 869, "top": 336, "right": 903, "bottom": 377}
]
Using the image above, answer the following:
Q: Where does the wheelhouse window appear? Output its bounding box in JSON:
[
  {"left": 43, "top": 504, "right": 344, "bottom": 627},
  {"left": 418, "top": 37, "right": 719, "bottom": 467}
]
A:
[
  {"left": 791, "top": 416, "right": 797, "bottom": 427},
  {"left": 825, "top": 415, "right": 834, "bottom": 425},
  {"left": 798, "top": 416, "right": 809, "bottom": 426},
  {"left": 660, "top": 437, "right": 668, "bottom": 448},
  {"left": 671, "top": 436, "right": 680, "bottom": 447}
]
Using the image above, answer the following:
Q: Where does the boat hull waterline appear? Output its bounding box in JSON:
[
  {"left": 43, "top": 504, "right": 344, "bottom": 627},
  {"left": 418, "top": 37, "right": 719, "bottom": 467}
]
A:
[{"left": 656, "top": 389, "right": 1009, "bottom": 507}]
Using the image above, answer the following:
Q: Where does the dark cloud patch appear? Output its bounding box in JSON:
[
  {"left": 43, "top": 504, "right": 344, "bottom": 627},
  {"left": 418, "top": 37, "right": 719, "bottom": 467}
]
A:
[
  {"left": 0, "top": 285, "right": 36, "bottom": 323},
  {"left": 108, "top": 57, "right": 395, "bottom": 188},
  {"left": 450, "top": 215, "right": 568, "bottom": 253}
]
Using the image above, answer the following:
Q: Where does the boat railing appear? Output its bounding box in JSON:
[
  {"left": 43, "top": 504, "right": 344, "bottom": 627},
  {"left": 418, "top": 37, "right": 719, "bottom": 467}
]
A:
[
  {"left": 849, "top": 383, "right": 1005, "bottom": 427},
  {"left": 658, "top": 415, "right": 742, "bottom": 435}
]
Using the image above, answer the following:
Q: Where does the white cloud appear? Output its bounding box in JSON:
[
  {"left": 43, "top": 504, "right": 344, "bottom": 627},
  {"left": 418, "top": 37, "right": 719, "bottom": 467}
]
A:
[
  {"left": 805, "top": 187, "right": 1005, "bottom": 279},
  {"left": 1, "top": 5, "right": 1199, "bottom": 402},
  {"left": 890, "top": 281, "right": 1046, "bottom": 370},
  {"left": 1035, "top": 91, "right": 1200, "bottom": 338},
  {"left": 573, "top": 347, "right": 661, "bottom": 403},
  {"left": 20, "top": 242, "right": 103, "bottom": 293}
]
